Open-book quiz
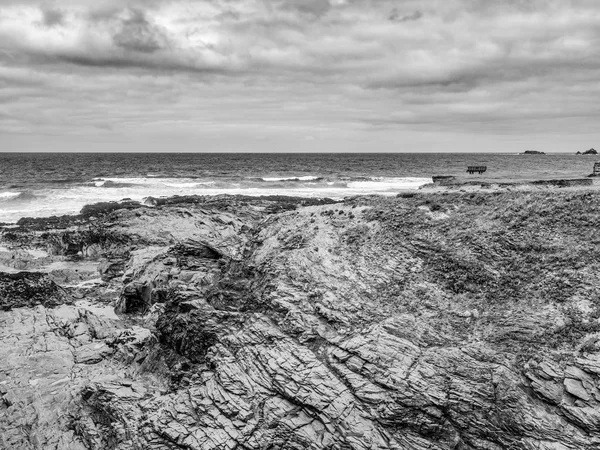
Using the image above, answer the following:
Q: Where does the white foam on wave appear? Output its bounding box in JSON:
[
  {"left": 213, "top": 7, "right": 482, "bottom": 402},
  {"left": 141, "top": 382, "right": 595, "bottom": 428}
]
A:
[
  {"left": 0, "top": 192, "right": 22, "bottom": 200},
  {"left": 0, "top": 177, "right": 432, "bottom": 223},
  {"left": 262, "top": 176, "right": 321, "bottom": 182},
  {"left": 163, "top": 181, "right": 215, "bottom": 188},
  {"left": 93, "top": 177, "right": 214, "bottom": 189},
  {"left": 93, "top": 177, "right": 161, "bottom": 185},
  {"left": 347, "top": 177, "right": 432, "bottom": 190}
]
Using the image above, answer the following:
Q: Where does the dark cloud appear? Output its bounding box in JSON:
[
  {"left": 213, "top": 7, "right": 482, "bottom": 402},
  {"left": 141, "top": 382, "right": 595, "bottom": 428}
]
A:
[
  {"left": 54, "top": 52, "right": 227, "bottom": 75},
  {"left": 113, "top": 9, "right": 169, "bottom": 53},
  {"left": 87, "top": 6, "right": 121, "bottom": 23},
  {"left": 388, "top": 9, "right": 423, "bottom": 23},
  {"left": 277, "top": 0, "right": 331, "bottom": 18},
  {"left": 56, "top": 54, "right": 149, "bottom": 69},
  {"left": 41, "top": 8, "right": 64, "bottom": 27}
]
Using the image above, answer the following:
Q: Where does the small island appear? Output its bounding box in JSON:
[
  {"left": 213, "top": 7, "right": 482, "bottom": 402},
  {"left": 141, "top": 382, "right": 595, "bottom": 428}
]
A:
[
  {"left": 520, "top": 150, "right": 546, "bottom": 155},
  {"left": 577, "top": 148, "right": 597, "bottom": 155}
]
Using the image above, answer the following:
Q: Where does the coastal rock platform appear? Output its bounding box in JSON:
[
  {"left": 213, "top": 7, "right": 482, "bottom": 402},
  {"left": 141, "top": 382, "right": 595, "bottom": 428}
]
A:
[
  {"left": 2, "top": 192, "right": 600, "bottom": 449},
  {"left": 429, "top": 176, "right": 594, "bottom": 188}
]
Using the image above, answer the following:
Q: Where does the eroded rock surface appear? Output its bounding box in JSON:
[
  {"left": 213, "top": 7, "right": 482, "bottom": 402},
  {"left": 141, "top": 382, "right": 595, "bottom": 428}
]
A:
[{"left": 2, "top": 193, "right": 600, "bottom": 449}]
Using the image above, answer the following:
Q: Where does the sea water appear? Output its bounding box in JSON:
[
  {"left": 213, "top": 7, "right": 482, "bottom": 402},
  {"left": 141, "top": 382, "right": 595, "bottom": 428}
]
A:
[{"left": 0, "top": 152, "right": 596, "bottom": 223}]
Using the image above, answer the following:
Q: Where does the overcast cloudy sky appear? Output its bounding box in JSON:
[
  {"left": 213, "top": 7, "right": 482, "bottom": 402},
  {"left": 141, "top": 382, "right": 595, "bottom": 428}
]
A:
[{"left": 1, "top": 0, "right": 599, "bottom": 152}]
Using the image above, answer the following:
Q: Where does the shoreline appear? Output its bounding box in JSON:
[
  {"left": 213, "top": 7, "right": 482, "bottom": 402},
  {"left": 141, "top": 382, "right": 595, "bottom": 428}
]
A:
[{"left": 2, "top": 175, "right": 600, "bottom": 228}]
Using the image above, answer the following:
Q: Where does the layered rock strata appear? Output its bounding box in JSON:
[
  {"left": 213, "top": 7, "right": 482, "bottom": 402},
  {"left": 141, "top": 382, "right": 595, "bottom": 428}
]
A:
[{"left": 1, "top": 192, "right": 600, "bottom": 449}]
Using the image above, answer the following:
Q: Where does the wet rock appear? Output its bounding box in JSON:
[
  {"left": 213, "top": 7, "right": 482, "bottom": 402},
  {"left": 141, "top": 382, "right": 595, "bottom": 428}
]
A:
[
  {"left": 0, "top": 272, "right": 70, "bottom": 311},
  {"left": 80, "top": 200, "right": 142, "bottom": 217},
  {"left": 143, "top": 196, "right": 159, "bottom": 207},
  {"left": 431, "top": 175, "right": 457, "bottom": 185}
]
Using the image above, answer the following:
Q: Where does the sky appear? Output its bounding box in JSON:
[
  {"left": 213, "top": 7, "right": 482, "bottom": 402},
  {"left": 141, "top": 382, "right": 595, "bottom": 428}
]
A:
[{"left": 1, "top": 0, "right": 599, "bottom": 153}]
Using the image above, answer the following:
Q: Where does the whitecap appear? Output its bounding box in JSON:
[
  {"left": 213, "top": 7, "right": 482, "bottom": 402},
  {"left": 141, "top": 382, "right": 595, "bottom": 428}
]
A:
[
  {"left": 347, "top": 177, "right": 432, "bottom": 190},
  {"left": 163, "top": 181, "right": 215, "bottom": 188},
  {"left": 262, "top": 176, "right": 321, "bottom": 182},
  {"left": 0, "top": 192, "right": 22, "bottom": 200},
  {"left": 93, "top": 177, "right": 154, "bottom": 185}
]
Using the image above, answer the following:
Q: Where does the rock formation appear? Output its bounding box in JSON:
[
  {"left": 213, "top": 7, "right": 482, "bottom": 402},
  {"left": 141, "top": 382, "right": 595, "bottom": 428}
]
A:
[
  {"left": 578, "top": 148, "right": 598, "bottom": 155},
  {"left": 2, "top": 193, "right": 600, "bottom": 449}
]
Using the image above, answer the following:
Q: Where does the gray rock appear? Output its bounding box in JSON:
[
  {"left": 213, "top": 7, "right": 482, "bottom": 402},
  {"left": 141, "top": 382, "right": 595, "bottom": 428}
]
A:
[
  {"left": 4, "top": 194, "right": 600, "bottom": 450},
  {"left": 98, "top": 259, "right": 125, "bottom": 281},
  {"left": 564, "top": 378, "right": 591, "bottom": 401},
  {"left": 74, "top": 342, "right": 114, "bottom": 364}
]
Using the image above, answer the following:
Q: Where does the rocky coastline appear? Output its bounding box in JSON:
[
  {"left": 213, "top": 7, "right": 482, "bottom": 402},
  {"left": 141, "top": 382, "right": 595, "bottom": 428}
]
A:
[{"left": 2, "top": 190, "right": 600, "bottom": 449}]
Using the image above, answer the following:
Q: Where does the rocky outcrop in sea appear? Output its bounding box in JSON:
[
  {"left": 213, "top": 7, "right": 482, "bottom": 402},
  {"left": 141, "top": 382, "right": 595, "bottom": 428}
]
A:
[
  {"left": 2, "top": 192, "right": 600, "bottom": 449},
  {"left": 577, "top": 148, "right": 598, "bottom": 155}
]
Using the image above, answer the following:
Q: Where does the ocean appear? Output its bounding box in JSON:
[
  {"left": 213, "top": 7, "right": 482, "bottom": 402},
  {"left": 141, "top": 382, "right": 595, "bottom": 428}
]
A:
[{"left": 0, "top": 152, "right": 596, "bottom": 223}]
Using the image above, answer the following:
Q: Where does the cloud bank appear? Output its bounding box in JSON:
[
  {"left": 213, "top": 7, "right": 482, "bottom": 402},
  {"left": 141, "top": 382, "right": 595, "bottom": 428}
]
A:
[{"left": 1, "top": 0, "right": 600, "bottom": 152}]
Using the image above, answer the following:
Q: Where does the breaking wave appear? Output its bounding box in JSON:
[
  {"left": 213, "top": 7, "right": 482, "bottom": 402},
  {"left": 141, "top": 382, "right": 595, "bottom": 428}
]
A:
[
  {"left": 0, "top": 192, "right": 22, "bottom": 201},
  {"left": 261, "top": 176, "right": 323, "bottom": 182},
  {"left": 0, "top": 176, "right": 432, "bottom": 223}
]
